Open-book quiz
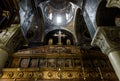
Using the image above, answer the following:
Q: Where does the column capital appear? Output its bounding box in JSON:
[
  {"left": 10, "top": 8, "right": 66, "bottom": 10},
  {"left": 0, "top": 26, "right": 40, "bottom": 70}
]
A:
[
  {"left": 91, "top": 27, "right": 120, "bottom": 55},
  {"left": 0, "top": 24, "right": 25, "bottom": 54}
]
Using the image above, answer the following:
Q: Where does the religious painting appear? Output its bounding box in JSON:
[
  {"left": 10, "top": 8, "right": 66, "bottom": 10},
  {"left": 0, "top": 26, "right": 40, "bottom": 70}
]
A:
[
  {"left": 47, "top": 59, "right": 56, "bottom": 68},
  {"left": 57, "top": 59, "right": 65, "bottom": 68},
  {"left": 65, "top": 59, "right": 72, "bottom": 68},
  {"left": 74, "top": 58, "right": 81, "bottom": 68},
  {"left": 39, "top": 58, "right": 46, "bottom": 68},
  {"left": 30, "top": 58, "right": 39, "bottom": 68},
  {"left": 20, "top": 58, "right": 30, "bottom": 68},
  {"left": 11, "top": 58, "right": 20, "bottom": 68}
]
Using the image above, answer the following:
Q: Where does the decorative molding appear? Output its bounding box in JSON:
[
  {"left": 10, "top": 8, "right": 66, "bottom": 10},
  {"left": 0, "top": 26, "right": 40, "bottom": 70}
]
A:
[
  {"left": 0, "top": 68, "right": 116, "bottom": 80},
  {"left": 14, "top": 45, "right": 81, "bottom": 56},
  {"left": 17, "top": 72, "right": 24, "bottom": 78},
  {"left": 106, "top": 0, "right": 120, "bottom": 8},
  {"left": 7, "top": 72, "right": 14, "bottom": 78},
  {"left": 91, "top": 27, "right": 120, "bottom": 54}
]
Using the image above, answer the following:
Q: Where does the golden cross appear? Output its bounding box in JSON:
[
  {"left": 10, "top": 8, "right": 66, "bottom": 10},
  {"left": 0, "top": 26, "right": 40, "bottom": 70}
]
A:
[{"left": 54, "top": 30, "right": 66, "bottom": 45}]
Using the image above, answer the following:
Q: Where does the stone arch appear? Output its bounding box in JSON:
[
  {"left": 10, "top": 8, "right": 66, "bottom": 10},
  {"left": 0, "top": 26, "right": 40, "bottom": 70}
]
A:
[{"left": 96, "top": 0, "right": 120, "bottom": 26}]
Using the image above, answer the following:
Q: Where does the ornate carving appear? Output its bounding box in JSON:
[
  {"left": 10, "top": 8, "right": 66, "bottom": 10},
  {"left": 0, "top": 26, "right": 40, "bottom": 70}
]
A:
[
  {"left": 15, "top": 45, "right": 81, "bottom": 55},
  {"left": 0, "top": 24, "right": 25, "bottom": 54},
  {"left": 57, "top": 72, "right": 62, "bottom": 79},
  {"left": 106, "top": 73, "right": 112, "bottom": 78},
  {"left": 91, "top": 27, "right": 120, "bottom": 54},
  {"left": 47, "top": 72, "right": 53, "bottom": 78},
  {"left": 7, "top": 72, "right": 14, "bottom": 78},
  {"left": 104, "top": 29, "right": 120, "bottom": 44},
  {"left": 0, "top": 69, "right": 117, "bottom": 80},
  {"left": 106, "top": 0, "right": 120, "bottom": 8},
  {"left": 67, "top": 72, "right": 73, "bottom": 77},
  {"left": 38, "top": 72, "right": 43, "bottom": 78},
  {"left": 17, "top": 72, "right": 24, "bottom": 78},
  {"left": 27, "top": 72, "right": 33, "bottom": 78},
  {"left": 89, "top": 72, "right": 99, "bottom": 78}
]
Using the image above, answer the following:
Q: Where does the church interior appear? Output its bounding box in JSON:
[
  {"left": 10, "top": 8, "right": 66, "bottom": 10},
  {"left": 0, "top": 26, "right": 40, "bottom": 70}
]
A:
[{"left": 0, "top": 0, "right": 120, "bottom": 81}]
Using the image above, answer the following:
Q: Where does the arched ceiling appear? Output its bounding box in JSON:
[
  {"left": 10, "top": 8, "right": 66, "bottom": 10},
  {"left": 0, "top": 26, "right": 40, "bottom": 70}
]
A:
[
  {"left": 0, "top": 0, "right": 81, "bottom": 29},
  {"left": 0, "top": 0, "right": 119, "bottom": 49}
]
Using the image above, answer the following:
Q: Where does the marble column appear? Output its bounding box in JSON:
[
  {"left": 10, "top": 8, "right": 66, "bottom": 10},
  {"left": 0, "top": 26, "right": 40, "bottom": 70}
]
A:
[
  {"left": 0, "top": 24, "right": 25, "bottom": 72},
  {"left": 91, "top": 27, "right": 120, "bottom": 80},
  {"left": 0, "top": 49, "right": 8, "bottom": 72},
  {"left": 108, "top": 50, "right": 120, "bottom": 80}
]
